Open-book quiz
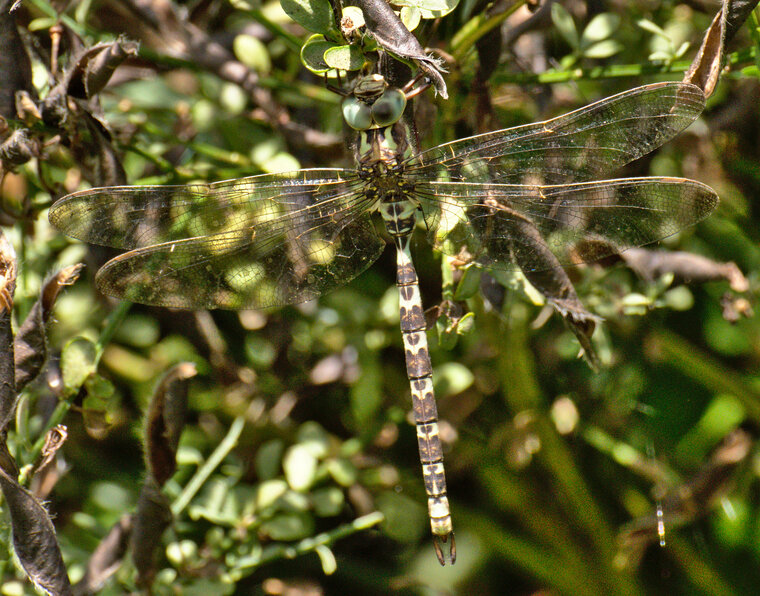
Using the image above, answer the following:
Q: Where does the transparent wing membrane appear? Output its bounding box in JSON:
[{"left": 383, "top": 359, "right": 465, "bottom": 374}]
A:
[
  {"left": 406, "top": 82, "right": 705, "bottom": 185},
  {"left": 94, "top": 211, "right": 383, "bottom": 309},
  {"left": 417, "top": 178, "right": 717, "bottom": 271},
  {"left": 50, "top": 170, "right": 385, "bottom": 309},
  {"left": 49, "top": 169, "right": 363, "bottom": 249}
]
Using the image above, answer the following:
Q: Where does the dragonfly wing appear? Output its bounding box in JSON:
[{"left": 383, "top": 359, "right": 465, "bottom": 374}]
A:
[
  {"left": 416, "top": 178, "right": 718, "bottom": 272},
  {"left": 95, "top": 207, "right": 383, "bottom": 309},
  {"left": 49, "top": 169, "right": 360, "bottom": 249},
  {"left": 406, "top": 82, "right": 705, "bottom": 185},
  {"left": 51, "top": 170, "right": 385, "bottom": 309}
]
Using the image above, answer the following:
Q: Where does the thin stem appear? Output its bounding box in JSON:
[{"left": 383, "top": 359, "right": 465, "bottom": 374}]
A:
[
  {"left": 171, "top": 415, "right": 246, "bottom": 516},
  {"left": 232, "top": 512, "right": 385, "bottom": 574},
  {"left": 94, "top": 300, "right": 132, "bottom": 361}
]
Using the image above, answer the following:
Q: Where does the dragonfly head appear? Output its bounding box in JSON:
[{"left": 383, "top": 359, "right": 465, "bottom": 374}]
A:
[{"left": 342, "top": 75, "right": 407, "bottom": 131}]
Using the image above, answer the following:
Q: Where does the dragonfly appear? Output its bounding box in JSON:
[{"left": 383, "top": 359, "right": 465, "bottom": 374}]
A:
[{"left": 49, "top": 74, "right": 718, "bottom": 565}]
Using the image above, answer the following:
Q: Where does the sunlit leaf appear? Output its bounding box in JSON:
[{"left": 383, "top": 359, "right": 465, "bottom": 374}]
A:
[
  {"left": 280, "top": 0, "right": 334, "bottom": 33},
  {"left": 551, "top": 3, "right": 579, "bottom": 49},
  {"left": 61, "top": 336, "right": 97, "bottom": 394},
  {"left": 580, "top": 12, "right": 620, "bottom": 47},
  {"left": 323, "top": 44, "right": 364, "bottom": 71}
]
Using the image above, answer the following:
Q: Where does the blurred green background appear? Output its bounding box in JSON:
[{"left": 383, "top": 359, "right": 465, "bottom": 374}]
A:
[{"left": 2, "top": 0, "right": 760, "bottom": 594}]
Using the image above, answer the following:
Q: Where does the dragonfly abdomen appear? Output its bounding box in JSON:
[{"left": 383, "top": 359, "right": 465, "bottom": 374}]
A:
[
  {"left": 379, "top": 196, "right": 417, "bottom": 238},
  {"left": 393, "top": 231, "right": 455, "bottom": 564}
]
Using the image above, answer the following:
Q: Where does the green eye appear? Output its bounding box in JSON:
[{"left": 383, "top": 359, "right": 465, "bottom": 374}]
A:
[
  {"left": 371, "top": 89, "right": 406, "bottom": 127},
  {"left": 342, "top": 97, "right": 372, "bottom": 130}
]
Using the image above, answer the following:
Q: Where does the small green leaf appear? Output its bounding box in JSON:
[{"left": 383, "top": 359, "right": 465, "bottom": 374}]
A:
[
  {"left": 621, "top": 293, "right": 650, "bottom": 307},
  {"left": 433, "top": 362, "right": 474, "bottom": 397},
  {"left": 326, "top": 458, "right": 358, "bottom": 486},
  {"left": 393, "top": 0, "right": 459, "bottom": 19},
  {"left": 436, "top": 312, "right": 458, "bottom": 350},
  {"left": 376, "top": 492, "right": 426, "bottom": 543},
  {"left": 283, "top": 444, "right": 318, "bottom": 491},
  {"left": 28, "top": 17, "right": 57, "bottom": 31},
  {"left": 456, "top": 312, "right": 475, "bottom": 336},
  {"left": 559, "top": 54, "right": 577, "bottom": 69},
  {"left": 244, "top": 335, "right": 277, "bottom": 368},
  {"left": 81, "top": 373, "right": 117, "bottom": 436},
  {"left": 551, "top": 3, "right": 579, "bottom": 50},
  {"left": 315, "top": 545, "right": 337, "bottom": 575},
  {"left": 233, "top": 34, "right": 271, "bottom": 74},
  {"left": 255, "top": 439, "right": 285, "bottom": 481},
  {"left": 648, "top": 50, "right": 673, "bottom": 62},
  {"left": 580, "top": 12, "right": 619, "bottom": 47},
  {"left": 663, "top": 286, "right": 694, "bottom": 311},
  {"left": 263, "top": 152, "right": 301, "bottom": 174},
  {"left": 350, "top": 352, "right": 383, "bottom": 427},
  {"left": 311, "top": 487, "right": 344, "bottom": 516},
  {"left": 342, "top": 5, "right": 365, "bottom": 29},
  {"left": 84, "top": 373, "right": 115, "bottom": 401},
  {"left": 256, "top": 479, "right": 289, "bottom": 510},
  {"left": 399, "top": 7, "right": 421, "bottom": 32},
  {"left": 113, "top": 314, "right": 160, "bottom": 348},
  {"left": 260, "top": 511, "right": 314, "bottom": 541},
  {"left": 674, "top": 41, "right": 690, "bottom": 59},
  {"left": 61, "top": 337, "right": 97, "bottom": 394},
  {"left": 582, "top": 39, "right": 623, "bottom": 59},
  {"left": 637, "top": 18, "right": 667, "bottom": 37},
  {"left": 220, "top": 83, "right": 247, "bottom": 115},
  {"left": 300, "top": 35, "right": 337, "bottom": 74},
  {"left": 453, "top": 265, "right": 482, "bottom": 300},
  {"left": 166, "top": 540, "right": 199, "bottom": 566},
  {"left": 280, "top": 0, "right": 333, "bottom": 34},
  {"left": 296, "top": 421, "right": 330, "bottom": 458},
  {"left": 323, "top": 44, "right": 364, "bottom": 71}
]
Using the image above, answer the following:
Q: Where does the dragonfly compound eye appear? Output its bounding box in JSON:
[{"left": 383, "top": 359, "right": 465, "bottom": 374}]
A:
[
  {"left": 371, "top": 88, "right": 407, "bottom": 127},
  {"left": 342, "top": 96, "right": 373, "bottom": 130}
]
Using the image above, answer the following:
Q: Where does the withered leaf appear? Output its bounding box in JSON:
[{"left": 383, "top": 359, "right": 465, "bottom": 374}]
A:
[
  {"left": 0, "top": 129, "right": 37, "bottom": 169},
  {"left": 15, "top": 264, "right": 84, "bottom": 393},
  {"left": 145, "top": 362, "right": 195, "bottom": 486},
  {"left": 33, "top": 425, "right": 68, "bottom": 482},
  {"left": 74, "top": 515, "right": 132, "bottom": 596},
  {"left": 684, "top": 0, "right": 760, "bottom": 97},
  {"left": 65, "top": 37, "right": 140, "bottom": 100},
  {"left": 352, "top": 0, "right": 448, "bottom": 98},
  {"left": 721, "top": 292, "right": 753, "bottom": 323},
  {"left": 621, "top": 248, "right": 748, "bottom": 292},
  {"left": 0, "top": 440, "right": 18, "bottom": 478},
  {"left": 130, "top": 477, "right": 173, "bottom": 589},
  {"left": 722, "top": 0, "right": 760, "bottom": 47},
  {"left": 0, "top": 0, "right": 34, "bottom": 120},
  {"left": 0, "top": 466, "right": 72, "bottom": 595},
  {"left": 77, "top": 110, "right": 128, "bottom": 187},
  {"left": 0, "top": 230, "right": 17, "bottom": 430},
  {"left": 683, "top": 6, "right": 726, "bottom": 97},
  {"left": 15, "top": 90, "right": 42, "bottom": 125}
]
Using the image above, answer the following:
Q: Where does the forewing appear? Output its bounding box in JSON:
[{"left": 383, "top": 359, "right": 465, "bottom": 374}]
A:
[
  {"left": 51, "top": 170, "right": 385, "bottom": 309},
  {"left": 417, "top": 178, "right": 718, "bottom": 272},
  {"left": 49, "top": 169, "right": 360, "bottom": 249},
  {"left": 405, "top": 82, "right": 705, "bottom": 185}
]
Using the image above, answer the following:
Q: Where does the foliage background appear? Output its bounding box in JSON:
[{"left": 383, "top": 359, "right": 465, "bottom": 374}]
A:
[{"left": 1, "top": 0, "right": 760, "bottom": 594}]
